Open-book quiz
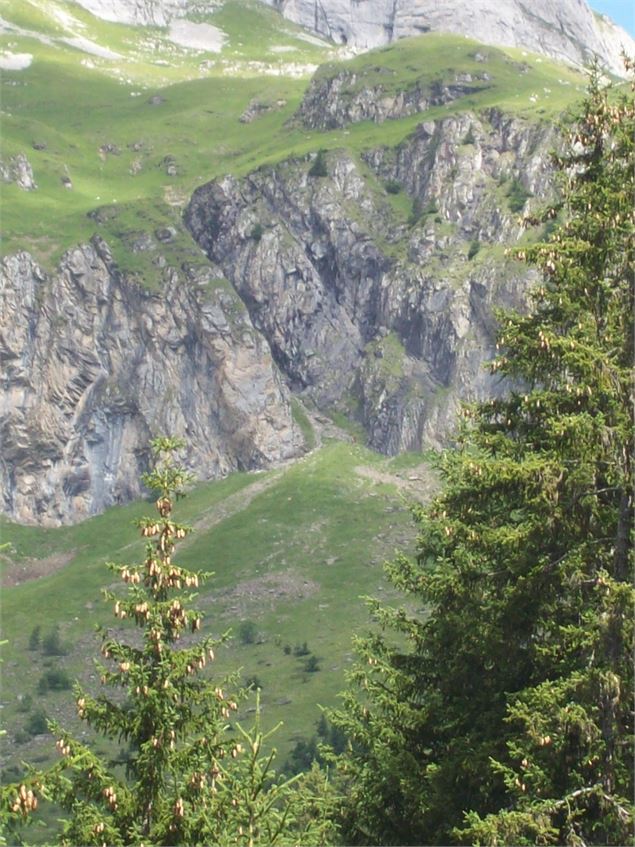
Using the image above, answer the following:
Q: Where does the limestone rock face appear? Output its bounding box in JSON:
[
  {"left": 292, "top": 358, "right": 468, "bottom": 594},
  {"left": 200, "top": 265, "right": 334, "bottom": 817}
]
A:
[
  {"left": 0, "top": 240, "right": 300, "bottom": 525},
  {"left": 67, "top": 0, "right": 634, "bottom": 76},
  {"left": 186, "top": 109, "right": 552, "bottom": 455},
  {"left": 262, "top": 0, "right": 634, "bottom": 75},
  {"left": 70, "top": 0, "right": 191, "bottom": 26}
]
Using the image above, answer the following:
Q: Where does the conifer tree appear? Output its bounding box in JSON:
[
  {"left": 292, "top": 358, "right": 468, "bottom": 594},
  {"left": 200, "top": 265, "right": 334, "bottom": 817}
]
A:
[
  {"left": 34, "top": 437, "right": 334, "bottom": 846},
  {"left": 332, "top": 68, "right": 634, "bottom": 846}
]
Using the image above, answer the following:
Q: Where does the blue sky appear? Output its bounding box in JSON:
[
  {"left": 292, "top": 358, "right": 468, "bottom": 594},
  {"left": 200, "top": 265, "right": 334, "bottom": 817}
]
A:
[{"left": 591, "top": 1, "right": 635, "bottom": 36}]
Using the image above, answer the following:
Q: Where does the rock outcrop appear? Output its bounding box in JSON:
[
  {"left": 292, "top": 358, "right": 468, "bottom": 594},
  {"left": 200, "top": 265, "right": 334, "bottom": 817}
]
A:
[
  {"left": 0, "top": 153, "right": 37, "bottom": 190},
  {"left": 186, "top": 109, "right": 552, "bottom": 455},
  {"left": 70, "top": 0, "right": 190, "bottom": 26},
  {"left": 296, "top": 69, "right": 491, "bottom": 129},
  {"left": 0, "top": 239, "right": 300, "bottom": 525}
]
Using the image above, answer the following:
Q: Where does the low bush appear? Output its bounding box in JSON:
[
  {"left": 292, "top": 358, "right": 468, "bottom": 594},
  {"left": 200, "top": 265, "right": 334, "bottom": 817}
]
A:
[{"left": 384, "top": 179, "right": 402, "bottom": 194}]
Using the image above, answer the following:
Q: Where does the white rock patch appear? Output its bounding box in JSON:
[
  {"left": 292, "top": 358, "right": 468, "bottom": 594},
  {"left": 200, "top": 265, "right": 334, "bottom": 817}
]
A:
[
  {"left": 168, "top": 20, "right": 226, "bottom": 52},
  {"left": 294, "top": 31, "right": 331, "bottom": 47},
  {"left": 0, "top": 52, "right": 33, "bottom": 70},
  {"left": 61, "top": 36, "right": 122, "bottom": 59}
]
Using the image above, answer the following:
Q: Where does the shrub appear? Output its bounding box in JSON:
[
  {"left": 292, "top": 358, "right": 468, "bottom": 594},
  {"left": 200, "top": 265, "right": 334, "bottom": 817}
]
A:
[
  {"left": 408, "top": 201, "right": 422, "bottom": 226},
  {"left": 384, "top": 179, "right": 402, "bottom": 194},
  {"left": 468, "top": 239, "right": 481, "bottom": 260},
  {"left": 28, "top": 626, "right": 41, "bottom": 651},
  {"left": 237, "top": 620, "right": 258, "bottom": 645},
  {"left": 284, "top": 736, "right": 319, "bottom": 774},
  {"left": 41, "top": 626, "right": 67, "bottom": 657},
  {"left": 25, "top": 709, "right": 49, "bottom": 737},
  {"left": 304, "top": 655, "right": 321, "bottom": 673},
  {"left": 37, "top": 668, "right": 72, "bottom": 694},
  {"left": 17, "top": 694, "right": 33, "bottom": 713},
  {"left": 250, "top": 223, "right": 263, "bottom": 241},
  {"left": 506, "top": 177, "right": 532, "bottom": 213},
  {"left": 293, "top": 641, "right": 310, "bottom": 657},
  {"left": 308, "top": 149, "right": 328, "bottom": 177}
]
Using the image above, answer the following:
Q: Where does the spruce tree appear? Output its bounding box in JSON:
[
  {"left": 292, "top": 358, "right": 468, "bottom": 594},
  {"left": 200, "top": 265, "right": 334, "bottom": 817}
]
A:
[
  {"left": 32, "top": 437, "right": 334, "bottom": 846},
  {"left": 332, "top": 68, "right": 634, "bottom": 846}
]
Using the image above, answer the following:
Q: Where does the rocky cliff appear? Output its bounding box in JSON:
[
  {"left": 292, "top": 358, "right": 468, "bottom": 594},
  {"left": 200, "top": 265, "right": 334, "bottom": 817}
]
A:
[
  {"left": 68, "top": 0, "right": 634, "bottom": 76},
  {"left": 186, "top": 108, "right": 551, "bottom": 455},
  {"left": 0, "top": 240, "right": 300, "bottom": 525},
  {"left": 262, "top": 0, "right": 634, "bottom": 76},
  {"left": 296, "top": 68, "right": 492, "bottom": 130}
]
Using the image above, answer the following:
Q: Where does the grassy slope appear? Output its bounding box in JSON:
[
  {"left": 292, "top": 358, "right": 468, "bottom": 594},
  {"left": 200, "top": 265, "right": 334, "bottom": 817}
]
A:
[
  {"left": 0, "top": 442, "right": 435, "bottom": 776},
  {"left": 0, "top": 1, "right": 591, "bottom": 822},
  {"left": 1, "top": 0, "right": 587, "bottom": 278}
]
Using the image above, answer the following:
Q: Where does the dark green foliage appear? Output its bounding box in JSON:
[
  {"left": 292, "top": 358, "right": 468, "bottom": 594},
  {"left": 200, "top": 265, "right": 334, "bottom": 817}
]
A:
[
  {"left": 16, "top": 695, "right": 33, "bottom": 714},
  {"left": 303, "top": 655, "right": 321, "bottom": 674},
  {"left": 308, "top": 149, "right": 328, "bottom": 177},
  {"left": 506, "top": 176, "right": 532, "bottom": 212},
  {"left": 285, "top": 737, "right": 319, "bottom": 775},
  {"left": 41, "top": 626, "right": 67, "bottom": 657},
  {"left": 237, "top": 619, "right": 258, "bottom": 644},
  {"left": 37, "top": 669, "right": 72, "bottom": 694},
  {"left": 28, "top": 626, "right": 41, "bottom": 652},
  {"left": 317, "top": 715, "right": 347, "bottom": 755},
  {"left": 463, "top": 126, "right": 476, "bottom": 145},
  {"left": 333, "top": 70, "right": 634, "bottom": 846},
  {"left": 407, "top": 200, "right": 422, "bottom": 226},
  {"left": 467, "top": 239, "right": 481, "bottom": 260},
  {"left": 27, "top": 437, "right": 335, "bottom": 846},
  {"left": 284, "top": 716, "right": 348, "bottom": 776},
  {"left": 251, "top": 223, "right": 264, "bottom": 241},
  {"left": 384, "top": 179, "right": 402, "bottom": 194},
  {"left": 25, "top": 709, "right": 49, "bottom": 737},
  {"left": 293, "top": 642, "right": 310, "bottom": 657}
]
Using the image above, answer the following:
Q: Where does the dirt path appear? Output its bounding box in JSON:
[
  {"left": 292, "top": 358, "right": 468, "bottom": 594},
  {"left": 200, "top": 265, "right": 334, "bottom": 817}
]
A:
[
  {"left": 354, "top": 462, "right": 438, "bottom": 505},
  {"left": 186, "top": 470, "right": 283, "bottom": 540},
  {"left": 114, "top": 468, "right": 286, "bottom": 558},
  {"left": 1, "top": 550, "right": 77, "bottom": 587}
]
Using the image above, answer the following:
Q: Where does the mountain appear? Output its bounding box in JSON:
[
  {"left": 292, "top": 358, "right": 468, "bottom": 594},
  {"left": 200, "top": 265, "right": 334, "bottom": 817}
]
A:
[
  {"left": 261, "top": 0, "right": 635, "bottom": 76},
  {"left": 67, "top": 0, "right": 635, "bottom": 75},
  {"left": 0, "top": 0, "right": 610, "bottom": 524},
  {"left": 0, "top": 0, "right": 627, "bottom": 819}
]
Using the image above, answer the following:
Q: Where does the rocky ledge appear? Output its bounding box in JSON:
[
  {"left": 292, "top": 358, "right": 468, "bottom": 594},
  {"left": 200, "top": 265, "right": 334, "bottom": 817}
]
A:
[{"left": 295, "top": 68, "right": 491, "bottom": 130}]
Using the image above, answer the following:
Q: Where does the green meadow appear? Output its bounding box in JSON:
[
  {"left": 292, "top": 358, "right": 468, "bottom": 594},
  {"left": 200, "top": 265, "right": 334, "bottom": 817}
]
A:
[
  {"left": 1, "top": 0, "right": 586, "bottom": 278},
  {"left": 0, "top": 442, "right": 436, "bottom": 788}
]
